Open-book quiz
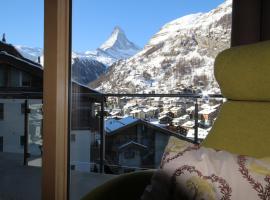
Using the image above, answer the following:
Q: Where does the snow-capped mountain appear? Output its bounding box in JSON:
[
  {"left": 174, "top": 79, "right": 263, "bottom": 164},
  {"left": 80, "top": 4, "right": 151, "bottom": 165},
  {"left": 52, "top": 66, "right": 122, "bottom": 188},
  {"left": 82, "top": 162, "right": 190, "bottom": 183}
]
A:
[
  {"left": 72, "top": 57, "right": 106, "bottom": 85},
  {"left": 95, "top": 0, "right": 232, "bottom": 94},
  {"left": 99, "top": 26, "right": 141, "bottom": 60},
  {"left": 15, "top": 45, "right": 107, "bottom": 85},
  {"left": 15, "top": 45, "right": 43, "bottom": 64},
  {"left": 72, "top": 26, "right": 141, "bottom": 66},
  {"left": 15, "top": 26, "right": 140, "bottom": 85}
]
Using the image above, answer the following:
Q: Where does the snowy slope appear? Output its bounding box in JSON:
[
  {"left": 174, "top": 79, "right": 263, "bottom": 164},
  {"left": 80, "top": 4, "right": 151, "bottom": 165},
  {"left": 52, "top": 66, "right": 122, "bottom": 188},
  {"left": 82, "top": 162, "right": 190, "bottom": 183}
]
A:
[
  {"left": 15, "top": 26, "right": 140, "bottom": 86},
  {"left": 15, "top": 45, "right": 44, "bottom": 65},
  {"left": 95, "top": 0, "right": 232, "bottom": 94}
]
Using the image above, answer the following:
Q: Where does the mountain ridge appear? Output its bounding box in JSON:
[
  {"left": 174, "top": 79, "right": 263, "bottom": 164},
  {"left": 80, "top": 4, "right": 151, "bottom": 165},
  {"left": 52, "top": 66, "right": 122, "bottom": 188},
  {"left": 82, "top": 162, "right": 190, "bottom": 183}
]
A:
[
  {"left": 94, "top": 0, "right": 232, "bottom": 94},
  {"left": 15, "top": 26, "right": 140, "bottom": 85}
]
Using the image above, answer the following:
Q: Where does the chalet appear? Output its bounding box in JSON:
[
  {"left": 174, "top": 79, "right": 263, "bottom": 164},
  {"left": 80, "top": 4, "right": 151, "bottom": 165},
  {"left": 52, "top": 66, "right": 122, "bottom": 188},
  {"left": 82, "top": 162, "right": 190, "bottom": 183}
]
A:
[
  {"left": 0, "top": 41, "right": 43, "bottom": 156},
  {"left": 99, "top": 116, "right": 174, "bottom": 173},
  {"left": 158, "top": 115, "right": 173, "bottom": 125},
  {"left": 118, "top": 141, "right": 147, "bottom": 173},
  {"left": 172, "top": 114, "right": 190, "bottom": 126},
  {"left": 123, "top": 102, "right": 137, "bottom": 115},
  {"left": 130, "top": 108, "right": 145, "bottom": 119},
  {"left": 0, "top": 40, "right": 103, "bottom": 171},
  {"left": 159, "top": 110, "right": 174, "bottom": 118},
  {"left": 186, "top": 127, "right": 210, "bottom": 141},
  {"left": 198, "top": 104, "right": 221, "bottom": 126},
  {"left": 181, "top": 120, "right": 195, "bottom": 131},
  {"left": 169, "top": 106, "right": 183, "bottom": 117},
  {"left": 151, "top": 97, "right": 163, "bottom": 107},
  {"left": 142, "top": 106, "right": 159, "bottom": 119}
]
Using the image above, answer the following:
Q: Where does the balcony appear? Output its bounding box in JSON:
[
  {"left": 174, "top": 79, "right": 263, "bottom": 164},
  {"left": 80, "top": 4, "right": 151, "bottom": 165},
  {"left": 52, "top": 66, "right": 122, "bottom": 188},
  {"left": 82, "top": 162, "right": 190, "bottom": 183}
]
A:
[
  {"left": 0, "top": 91, "right": 223, "bottom": 199},
  {"left": 74, "top": 92, "right": 223, "bottom": 176}
]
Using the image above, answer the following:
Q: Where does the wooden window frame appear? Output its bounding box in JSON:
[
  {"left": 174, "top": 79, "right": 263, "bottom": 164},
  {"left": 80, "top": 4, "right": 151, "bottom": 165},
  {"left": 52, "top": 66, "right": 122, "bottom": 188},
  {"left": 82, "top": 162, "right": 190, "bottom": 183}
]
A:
[{"left": 42, "top": 0, "right": 71, "bottom": 199}]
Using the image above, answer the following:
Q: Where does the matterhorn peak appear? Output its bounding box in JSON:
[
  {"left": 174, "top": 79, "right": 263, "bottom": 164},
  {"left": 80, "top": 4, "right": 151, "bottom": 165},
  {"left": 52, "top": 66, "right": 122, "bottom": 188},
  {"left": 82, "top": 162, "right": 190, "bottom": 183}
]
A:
[
  {"left": 99, "top": 26, "right": 141, "bottom": 59},
  {"left": 112, "top": 26, "right": 124, "bottom": 35}
]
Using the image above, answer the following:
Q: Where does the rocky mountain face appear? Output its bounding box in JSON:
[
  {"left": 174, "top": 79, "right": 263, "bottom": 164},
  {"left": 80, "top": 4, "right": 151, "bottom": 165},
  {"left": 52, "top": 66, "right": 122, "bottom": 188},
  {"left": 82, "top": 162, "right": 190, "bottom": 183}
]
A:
[
  {"left": 94, "top": 0, "right": 232, "bottom": 94},
  {"left": 15, "top": 26, "right": 140, "bottom": 85},
  {"left": 72, "top": 57, "right": 106, "bottom": 85}
]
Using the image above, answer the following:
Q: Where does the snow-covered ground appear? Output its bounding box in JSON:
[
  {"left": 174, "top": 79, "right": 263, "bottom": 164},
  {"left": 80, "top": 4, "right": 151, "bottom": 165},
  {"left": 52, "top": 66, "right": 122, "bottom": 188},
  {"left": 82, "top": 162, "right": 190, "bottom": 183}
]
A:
[{"left": 97, "top": 0, "right": 232, "bottom": 94}]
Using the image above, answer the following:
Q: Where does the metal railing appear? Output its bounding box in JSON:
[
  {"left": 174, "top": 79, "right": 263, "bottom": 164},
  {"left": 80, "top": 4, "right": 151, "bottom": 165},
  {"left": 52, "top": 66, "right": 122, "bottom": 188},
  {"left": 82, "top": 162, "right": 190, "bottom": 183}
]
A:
[
  {"left": 92, "top": 93, "right": 224, "bottom": 173},
  {"left": 0, "top": 91, "right": 223, "bottom": 174}
]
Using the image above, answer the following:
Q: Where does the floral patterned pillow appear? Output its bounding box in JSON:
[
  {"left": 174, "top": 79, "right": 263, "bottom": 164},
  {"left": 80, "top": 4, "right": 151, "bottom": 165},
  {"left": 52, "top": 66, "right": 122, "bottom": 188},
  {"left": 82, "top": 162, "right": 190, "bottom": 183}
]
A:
[{"left": 141, "top": 137, "right": 270, "bottom": 200}]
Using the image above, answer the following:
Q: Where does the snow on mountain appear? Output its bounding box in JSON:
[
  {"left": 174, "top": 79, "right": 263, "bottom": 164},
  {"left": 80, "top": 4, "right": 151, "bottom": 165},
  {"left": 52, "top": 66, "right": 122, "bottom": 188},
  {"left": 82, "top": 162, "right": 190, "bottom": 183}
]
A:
[
  {"left": 15, "top": 45, "right": 43, "bottom": 65},
  {"left": 72, "top": 26, "right": 141, "bottom": 67},
  {"left": 72, "top": 50, "right": 115, "bottom": 67},
  {"left": 99, "top": 26, "right": 141, "bottom": 60},
  {"left": 94, "top": 0, "right": 232, "bottom": 94},
  {"left": 72, "top": 57, "right": 106, "bottom": 85},
  {"left": 15, "top": 26, "right": 140, "bottom": 86}
]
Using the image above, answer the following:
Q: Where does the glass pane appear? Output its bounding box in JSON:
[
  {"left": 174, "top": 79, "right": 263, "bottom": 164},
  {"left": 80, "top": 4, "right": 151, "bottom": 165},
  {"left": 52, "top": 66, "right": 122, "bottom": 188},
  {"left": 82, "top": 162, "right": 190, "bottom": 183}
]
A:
[
  {"left": 21, "top": 72, "right": 32, "bottom": 87},
  {"left": 28, "top": 102, "right": 43, "bottom": 167},
  {"left": 10, "top": 68, "right": 21, "bottom": 87},
  {"left": 0, "top": 67, "right": 5, "bottom": 87},
  {"left": 0, "top": 1, "right": 44, "bottom": 199},
  {"left": 70, "top": 0, "right": 231, "bottom": 199}
]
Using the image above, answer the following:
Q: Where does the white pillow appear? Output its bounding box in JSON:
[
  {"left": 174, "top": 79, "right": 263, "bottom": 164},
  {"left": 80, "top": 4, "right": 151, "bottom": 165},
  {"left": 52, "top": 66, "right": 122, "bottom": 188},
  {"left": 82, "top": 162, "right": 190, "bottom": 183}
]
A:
[{"left": 141, "top": 137, "right": 270, "bottom": 200}]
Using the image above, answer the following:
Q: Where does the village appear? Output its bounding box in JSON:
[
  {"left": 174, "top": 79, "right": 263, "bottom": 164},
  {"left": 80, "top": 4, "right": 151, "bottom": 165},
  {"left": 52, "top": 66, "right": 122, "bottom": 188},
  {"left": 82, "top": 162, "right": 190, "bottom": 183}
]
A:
[
  {"left": 104, "top": 95, "right": 223, "bottom": 140},
  {"left": 0, "top": 38, "right": 224, "bottom": 175},
  {"left": 87, "top": 95, "right": 224, "bottom": 174}
]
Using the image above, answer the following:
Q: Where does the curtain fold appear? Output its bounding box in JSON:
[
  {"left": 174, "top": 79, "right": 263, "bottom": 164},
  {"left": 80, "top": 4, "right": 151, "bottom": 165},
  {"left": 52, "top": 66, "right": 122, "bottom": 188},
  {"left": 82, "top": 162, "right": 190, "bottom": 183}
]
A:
[{"left": 231, "top": 0, "right": 270, "bottom": 47}]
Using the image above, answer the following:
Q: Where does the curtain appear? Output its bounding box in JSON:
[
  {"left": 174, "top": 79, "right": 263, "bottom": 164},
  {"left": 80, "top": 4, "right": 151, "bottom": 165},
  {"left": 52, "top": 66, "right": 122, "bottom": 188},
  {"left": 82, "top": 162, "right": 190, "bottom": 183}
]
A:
[{"left": 231, "top": 0, "right": 270, "bottom": 46}]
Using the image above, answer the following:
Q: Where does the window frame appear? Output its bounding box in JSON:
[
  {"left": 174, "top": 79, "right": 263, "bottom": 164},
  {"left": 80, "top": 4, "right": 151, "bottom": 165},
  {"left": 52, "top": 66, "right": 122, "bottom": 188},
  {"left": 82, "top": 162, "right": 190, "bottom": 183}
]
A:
[{"left": 42, "top": 0, "right": 71, "bottom": 199}]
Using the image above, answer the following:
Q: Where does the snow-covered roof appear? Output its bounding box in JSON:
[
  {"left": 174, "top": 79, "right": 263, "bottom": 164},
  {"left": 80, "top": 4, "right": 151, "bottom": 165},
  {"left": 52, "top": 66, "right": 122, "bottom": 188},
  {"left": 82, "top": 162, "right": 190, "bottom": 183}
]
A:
[
  {"left": 158, "top": 115, "right": 173, "bottom": 120},
  {"left": 170, "top": 107, "right": 181, "bottom": 111},
  {"left": 186, "top": 128, "right": 209, "bottom": 139},
  {"left": 172, "top": 115, "right": 189, "bottom": 123},
  {"left": 123, "top": 103, "right": 137, "bottom": 109},
  {"left": 105, "top": 116, "right": 139, "bottom": 133},
  {"left": 110, "top": 111, "right": 121, "bottom": 116},
  {"left": 198, "top": 108, "right": 216, "bottom": 115},
  {"left": 186, "top": 106, "right": 195, "bottom": 112},
  {"left": 143, "top": 107, "right": 158, "bottom": 113},
  {"left": 130, "top": 109, "right": 143, "bottom": 114},
  {"left": 181, "top": 121, "right": 195, "bottom": 128}
]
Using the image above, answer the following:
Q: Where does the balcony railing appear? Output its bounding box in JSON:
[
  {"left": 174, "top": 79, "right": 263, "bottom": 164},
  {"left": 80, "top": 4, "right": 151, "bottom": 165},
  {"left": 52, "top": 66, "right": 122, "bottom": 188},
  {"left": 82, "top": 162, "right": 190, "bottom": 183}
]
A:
[
  {"left": 83, "top": 92, "right": 224, "bottom": 174},
  {"left": 0, "top": 91, "right": 223, "bottom": 174}
]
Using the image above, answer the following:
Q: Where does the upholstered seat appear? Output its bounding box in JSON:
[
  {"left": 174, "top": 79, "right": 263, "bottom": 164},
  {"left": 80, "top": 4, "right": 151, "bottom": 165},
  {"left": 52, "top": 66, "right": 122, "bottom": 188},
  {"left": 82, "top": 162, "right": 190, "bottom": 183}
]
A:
[{"left": 82, "top": 41, "right": 270, "bottom": 200}]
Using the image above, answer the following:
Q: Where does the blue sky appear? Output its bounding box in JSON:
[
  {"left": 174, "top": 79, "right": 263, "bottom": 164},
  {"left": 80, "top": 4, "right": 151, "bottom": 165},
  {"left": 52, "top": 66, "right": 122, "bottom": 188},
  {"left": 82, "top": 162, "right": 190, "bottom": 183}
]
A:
[{"left": 0, "top": 0, "right": 225, "bottom": 52}]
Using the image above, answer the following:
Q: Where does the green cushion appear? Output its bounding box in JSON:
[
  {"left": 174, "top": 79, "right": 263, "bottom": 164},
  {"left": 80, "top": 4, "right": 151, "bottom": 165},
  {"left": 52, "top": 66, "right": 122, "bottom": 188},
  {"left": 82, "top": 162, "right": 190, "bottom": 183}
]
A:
[
  {"left": 82, "top": 170, "right": 154, "bottom": 200},
  {"left": 215, "top": 40, "right": 270, "bottom": 101},
  {"left": 202, "top": 101, "right": 270, "bottom": 158}
]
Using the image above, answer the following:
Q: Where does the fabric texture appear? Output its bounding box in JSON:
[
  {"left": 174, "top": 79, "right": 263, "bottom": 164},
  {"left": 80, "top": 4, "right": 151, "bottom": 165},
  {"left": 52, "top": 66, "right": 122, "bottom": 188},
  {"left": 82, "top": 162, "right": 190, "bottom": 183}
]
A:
[
  {"left": 141, "top": 137, "right": 270, "bottom": 200},
  {"left": 215, "top": 40, "right": 270, "bottom": 101},
  {"left": 202, "top": 100, "right": 270, "bottom": 158}
]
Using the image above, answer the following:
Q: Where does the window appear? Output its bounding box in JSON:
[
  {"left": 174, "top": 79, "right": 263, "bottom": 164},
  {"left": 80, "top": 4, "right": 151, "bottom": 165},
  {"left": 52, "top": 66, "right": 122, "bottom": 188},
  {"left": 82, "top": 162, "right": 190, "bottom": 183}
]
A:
[
  {"left": 21, "top": 72, "right": 32, "bottom": 87},
  {"left": 20, "top": 135, "right": 25, "bottom": 146},
  {"left": 0, "top": 136, "right": 3, "bottom": 152},
  {"left": 0, "top": 103, "right": 4, "bottom": 120},
  {"left": 70, "top": 0, "right": 232, "bottom": 198},
  {"left": 9, "top": 68, "right": 21, "bottom": 87},
  {"left": 71, "top": 165, "right": 76, "bottom": 170},
  {"left": 0, "top": 67, "right": 5, "bottom": 87},
  {"left": 71, "top": 134, "right": 76, "bottom": 142},
  {"left": 124, "top": 150, "right": 135, "bottom": 159},
  {"left": 21, "top": 103, "right": 25, "bottom": 114}
]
